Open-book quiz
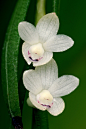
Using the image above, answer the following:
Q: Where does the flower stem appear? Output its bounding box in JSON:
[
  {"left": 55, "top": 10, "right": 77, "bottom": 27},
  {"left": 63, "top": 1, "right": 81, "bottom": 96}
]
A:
[
  {"left": 53, "top": 0, "right": 61, "bottom": 17},
  {"left": 32, "top": 109, "right": 49, "bottom": 129},
  {"left": 35, "top": 0, "right": 46, "bottom": 25},
  {"left": 32, "top": 1, "right": 49, "bottom": 129}
]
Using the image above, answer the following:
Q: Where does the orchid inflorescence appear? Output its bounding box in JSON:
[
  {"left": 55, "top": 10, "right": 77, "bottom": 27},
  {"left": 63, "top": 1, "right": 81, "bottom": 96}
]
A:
[{"left": 18, "top": 13, "right": 79, "bottom": 116}]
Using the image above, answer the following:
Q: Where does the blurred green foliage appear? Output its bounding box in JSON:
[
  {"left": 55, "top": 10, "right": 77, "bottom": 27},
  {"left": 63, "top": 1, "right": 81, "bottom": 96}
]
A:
[{"left": 0, "top": 0, "right": 86, "bottom": 129}]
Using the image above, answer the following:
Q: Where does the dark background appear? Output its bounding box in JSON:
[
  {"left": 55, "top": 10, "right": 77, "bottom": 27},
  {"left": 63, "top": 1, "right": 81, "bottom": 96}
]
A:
[{"left": 0, "top": 0, "right": 86, "bottom": 128}]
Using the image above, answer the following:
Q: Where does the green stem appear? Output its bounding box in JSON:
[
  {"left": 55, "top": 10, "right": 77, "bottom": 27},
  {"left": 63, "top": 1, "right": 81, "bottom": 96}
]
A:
[
  {"left": 53, "top": 0, "right": 61, "bottom": 16},
  {"left": 32, "top": 109, "right": 49, "bottom": 129},
  {"left": 31, "top": 1, "right": 49, "bottom": 129},
  {"left": 35, "top": 0, "right": 46, "bottom": 25}
]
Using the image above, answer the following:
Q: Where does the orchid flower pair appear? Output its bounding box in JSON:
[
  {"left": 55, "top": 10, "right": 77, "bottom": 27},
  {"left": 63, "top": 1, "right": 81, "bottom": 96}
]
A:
[{"left": 18, "top": 13, "right": 79, "bottom": 116}]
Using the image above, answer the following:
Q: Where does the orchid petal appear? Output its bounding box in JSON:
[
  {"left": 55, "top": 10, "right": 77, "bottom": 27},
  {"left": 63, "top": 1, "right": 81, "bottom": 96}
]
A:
[
  {"left": 47, "top": 97, "right": 65, "bottom": 116},
  {"left": 49, "top": 75, "right": 79, "bottom": 97},
  {"left": 29, "top": 92, "right": 46, "bottom": 111},
  {"left": 23, "top": 70, "right": 42, "bottom": 95},
  {"left": 18, "top": 21, "right": 39, "bottom": 44},
  {"left": 43, "top": 34, "right": 74, "bottom": 52},
  {"left": 36, "top": 13, "right": 59, "bottom": 43},
  {"left": 35, "top": 59, "right": 58, "bottom": 89},
  {"left": 22, "top": 42, "right": 31, "bottom": 65},
  {"left": 27, "top": 97, "right": 35, "bottom": 108}
]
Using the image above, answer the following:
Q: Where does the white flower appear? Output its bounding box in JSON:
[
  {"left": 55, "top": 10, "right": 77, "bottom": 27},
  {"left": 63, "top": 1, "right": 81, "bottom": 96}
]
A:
[
  {"left": 18, "top": 13, "right": 74, "bottom": 66},
  {"left": 23, "top": 59, "right": 79, "bottom": 116}
]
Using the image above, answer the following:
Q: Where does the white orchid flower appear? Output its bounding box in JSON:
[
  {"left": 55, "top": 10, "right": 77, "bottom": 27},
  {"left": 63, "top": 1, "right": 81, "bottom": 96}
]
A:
[
  {"left": 18, "top": 13, "right": 74, "bottom": 66},
  {"left": 23, "top": 59, "right": 79, "bottom": 116}
]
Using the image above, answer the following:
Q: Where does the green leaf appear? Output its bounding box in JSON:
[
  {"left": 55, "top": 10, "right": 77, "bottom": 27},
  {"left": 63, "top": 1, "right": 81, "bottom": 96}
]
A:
[{"left": 1, "top": 0, "right": 31, "bottom": 118}]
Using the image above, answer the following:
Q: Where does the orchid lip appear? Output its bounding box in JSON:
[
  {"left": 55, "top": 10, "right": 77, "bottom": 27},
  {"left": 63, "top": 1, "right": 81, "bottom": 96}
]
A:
[
  {"left": 37, "top": 90, "right": 53, "bottom": 109},
  {"left": 40, "top": 103, "right": 53, "bottom": 108},
  {"left": 29, "top": 56, "right": 43, "bottom": 62},
  {"left": 28, "top": 50, "right": 43, "bottom": 62},
  {"left": 37, "top": 100, "right": 53, "bottom": 108},
  {"left": 29, "top": 57, "right": 39, "bottom": 61}
]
